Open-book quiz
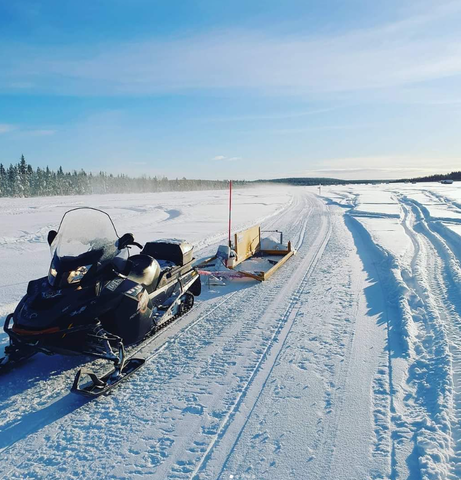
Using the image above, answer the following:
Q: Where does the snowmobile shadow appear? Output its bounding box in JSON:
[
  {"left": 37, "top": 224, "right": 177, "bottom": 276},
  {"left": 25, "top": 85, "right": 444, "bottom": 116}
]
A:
[
  {"left": 0, "top": 353, "right": 99, "bottom": 453},
  {"left": 0, "top": 392, "right": 90, "bottom": 453},
  {"left": 344, "top": 214, "right": 406, "bottom": 360},
  {"left": 0, "top": 353, "right": 85, "bottom": 399},
  {"left": 198, "top": 275, "right": 256, "bottom": 301},
  {"left": 195, "top": 255, "right": 260, "bottom": 301}
]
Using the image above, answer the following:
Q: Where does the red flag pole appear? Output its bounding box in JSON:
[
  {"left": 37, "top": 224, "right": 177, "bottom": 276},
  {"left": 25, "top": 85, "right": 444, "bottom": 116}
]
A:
[{"left": 228, "top": 180, "right": 232, "bottom": 247}]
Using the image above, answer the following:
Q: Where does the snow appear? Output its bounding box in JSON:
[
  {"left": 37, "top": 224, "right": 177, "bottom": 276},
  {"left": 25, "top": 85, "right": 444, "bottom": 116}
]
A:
[{"left": 1, "top": 182, "right": 461, "bottom": 479}]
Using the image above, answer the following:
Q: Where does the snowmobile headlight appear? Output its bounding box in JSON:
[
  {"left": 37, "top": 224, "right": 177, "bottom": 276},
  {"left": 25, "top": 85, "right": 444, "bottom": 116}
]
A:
[
  {"left": 67, "top": 265, "right": 91, "bottom": 284},
  {"left": 48, "top": 265, "right": 58, "bottom": 286}
]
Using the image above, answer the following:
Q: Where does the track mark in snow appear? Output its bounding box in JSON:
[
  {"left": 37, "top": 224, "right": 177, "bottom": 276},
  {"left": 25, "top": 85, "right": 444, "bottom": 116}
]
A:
[
  {"left": 344, "top": 214, "right": 410, "bottom": 478},
  {"left": 0, "top": 195, "right": 300, "bottom": 458},
  {"left": 212, "top": 203, "right": 389, "bottom": 479},
  {"left": 398, "top": 197, "right": 461, "bottom": 479},
  {"left": 349, "top": 193, "right": 461, "bottom": 479},
  {"left": 191, "top": 202, "right": 332, "bottom": 479}
]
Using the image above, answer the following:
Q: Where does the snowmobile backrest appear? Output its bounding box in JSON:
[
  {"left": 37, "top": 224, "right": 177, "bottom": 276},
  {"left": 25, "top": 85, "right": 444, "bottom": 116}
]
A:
[{"left": 141, "top": 240, "right": 193, "bottom": 266}]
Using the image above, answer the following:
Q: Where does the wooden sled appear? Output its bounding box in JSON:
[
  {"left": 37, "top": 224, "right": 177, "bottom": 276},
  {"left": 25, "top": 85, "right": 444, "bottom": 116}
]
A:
[{"left": 198, "top": 225, "right": 295, "bottom": 282}]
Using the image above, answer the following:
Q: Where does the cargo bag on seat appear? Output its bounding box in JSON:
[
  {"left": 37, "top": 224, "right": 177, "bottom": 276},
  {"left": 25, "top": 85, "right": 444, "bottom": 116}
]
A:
[{"left": 141, "top": 240, "right": 193, "bottom": 266}]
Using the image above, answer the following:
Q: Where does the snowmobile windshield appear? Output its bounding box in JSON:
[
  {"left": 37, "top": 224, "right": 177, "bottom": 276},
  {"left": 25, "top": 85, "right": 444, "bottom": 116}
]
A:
[
  {"left": 49, "top": 208, "right": 120, "bottom": 287},
  {"left": 51, "top": 208, "right": 119, "bottom": 262}
]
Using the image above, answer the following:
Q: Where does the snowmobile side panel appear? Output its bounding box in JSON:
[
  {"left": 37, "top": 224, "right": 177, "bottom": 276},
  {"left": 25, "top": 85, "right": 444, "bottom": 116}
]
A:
[
  {"left": 155, "top": 261, "right": 194, "bottom": 290},
  {"left": 100, "top": 289, "right": 153, "bottom": 345}
]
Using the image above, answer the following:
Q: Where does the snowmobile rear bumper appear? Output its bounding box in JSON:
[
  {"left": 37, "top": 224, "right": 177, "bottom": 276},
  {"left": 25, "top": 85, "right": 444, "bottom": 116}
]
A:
[{"left": 3, "top": 313, "right": 55, "bottom": 356}]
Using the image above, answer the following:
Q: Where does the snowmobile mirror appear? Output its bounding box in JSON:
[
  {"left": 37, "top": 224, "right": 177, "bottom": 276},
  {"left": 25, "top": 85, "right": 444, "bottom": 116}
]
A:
[
  {"left": 47, "top": 230, "right": 57, "bottom": 246},
  {"left": 118, "top": 233, "right": 135, "bottom": 249}
]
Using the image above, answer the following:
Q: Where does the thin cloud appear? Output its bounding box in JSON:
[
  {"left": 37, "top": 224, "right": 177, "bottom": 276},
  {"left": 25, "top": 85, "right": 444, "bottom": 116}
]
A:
[
  {"left": 27, "top": 129, "right": 56, "bottom": 136},
  {"left": 0, "top": 124, "right": 16, "bottom": 134},
  {"left": 270, "top": 124, "right": 366, "bottom": 135},
  {"left": 1, "top": 3, "right": 461, "bottom": 98},
  {"left": 295, "top": 154, "right": 461, "bottom": 180},
  {"left": 0, "top": 125, "right": 56, "bottom": 136},
  {"left": 211, "top": 155, "right": 241, "bottom": 162},
  {"left": 202, "top": 106, "right": 345, "bottom": 123}
]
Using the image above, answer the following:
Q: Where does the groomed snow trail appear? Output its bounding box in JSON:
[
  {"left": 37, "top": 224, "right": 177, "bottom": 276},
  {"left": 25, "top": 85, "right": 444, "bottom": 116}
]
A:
[
  {"left": 214, "top": 205, "right": 390, "bottom": 480},
  {"left": 0, "top": 189, "right": 393, "bottom": 480}
]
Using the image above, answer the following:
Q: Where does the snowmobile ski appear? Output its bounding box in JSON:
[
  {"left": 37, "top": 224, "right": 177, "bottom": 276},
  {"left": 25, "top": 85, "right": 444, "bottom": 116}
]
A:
[{"left": 72, "top": 357, "right": 145, "bottom": 397}]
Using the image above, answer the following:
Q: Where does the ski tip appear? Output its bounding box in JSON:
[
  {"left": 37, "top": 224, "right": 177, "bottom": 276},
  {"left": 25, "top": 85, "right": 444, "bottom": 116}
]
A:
[{"left": 71, "top": 358, "right": 145, "bottom": 397}]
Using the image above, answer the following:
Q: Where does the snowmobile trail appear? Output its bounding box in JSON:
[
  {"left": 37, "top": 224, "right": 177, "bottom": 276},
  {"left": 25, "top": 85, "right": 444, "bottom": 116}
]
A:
[
  {"left": 396, "top": 196, "right": 461, "bottom": 479},
  {"left": 0, "top": 190, "right": 299, "bottom": 443},
  {"left": 215, "top": 205, "right": 391, "bottom": 480},
  {"left": 0, "top": 190, "right": 313, "bottom": 479},
  {"left": 0, "top": 290, "right": 240, "bottom": 458},
  {"left": 190, "top": 200, "right": 332, "bottom": 479}
]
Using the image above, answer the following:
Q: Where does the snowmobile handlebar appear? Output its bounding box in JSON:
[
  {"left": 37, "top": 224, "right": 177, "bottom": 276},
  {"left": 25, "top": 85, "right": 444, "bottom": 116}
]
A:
[{"left": 118, "top": 233, "right": 142, "bottom": 250}]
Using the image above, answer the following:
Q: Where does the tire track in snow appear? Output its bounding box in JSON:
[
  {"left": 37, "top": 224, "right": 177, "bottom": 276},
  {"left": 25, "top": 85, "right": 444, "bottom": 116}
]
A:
[
  {"left": 126, "top": 194, "right": 317, "bottom": 479},
  {"left": 404, "top": 199, "right": 461, "bottom": 478},
  {"left": 190, "top": 200, "right": 331, "bottom": 479},
  {"left": 343, "top": 213, "right": 407, "bottom": 479},
  {"left": 394, "top": 196, "right": 461, "bottom": 478}
]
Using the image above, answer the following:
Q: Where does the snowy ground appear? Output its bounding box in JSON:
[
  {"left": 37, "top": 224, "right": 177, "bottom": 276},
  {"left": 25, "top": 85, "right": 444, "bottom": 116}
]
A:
[{"left": 0, "top": 182, "right": 460, "bottom": 479}]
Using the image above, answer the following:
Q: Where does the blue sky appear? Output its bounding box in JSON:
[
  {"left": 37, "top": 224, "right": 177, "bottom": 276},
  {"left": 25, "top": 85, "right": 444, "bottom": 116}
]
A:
[{"left": 0, "top": 0, "right": 460, "bottom": 180}]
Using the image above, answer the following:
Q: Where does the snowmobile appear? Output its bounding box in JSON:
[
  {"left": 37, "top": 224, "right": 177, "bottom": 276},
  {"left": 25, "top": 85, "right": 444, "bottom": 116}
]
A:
[{"left": 0, "top": 207, "right": 201, "bottom": 396}]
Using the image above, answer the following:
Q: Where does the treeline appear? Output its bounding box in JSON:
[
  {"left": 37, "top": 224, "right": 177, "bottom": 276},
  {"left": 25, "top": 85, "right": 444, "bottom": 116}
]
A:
[
  {"left": 258, "top": 171, "right": 461, "bottom": 186},
  {"left": 0, "top": 156, "right": 240, "bottom": 198},
  {"left": 258, "top": 177, "right": 361, "bottom": 186},
  {"left": 259, "top": 177, "right": 346, "bottom": 186},
  {"left": 404, "top": 171, "right": 461, "bottom": 183}
]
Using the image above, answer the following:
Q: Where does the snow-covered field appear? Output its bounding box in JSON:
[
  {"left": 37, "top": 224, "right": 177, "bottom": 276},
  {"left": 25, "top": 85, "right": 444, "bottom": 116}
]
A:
[{"left": 0, "top": 182, "right": 460, "bottom": 479}]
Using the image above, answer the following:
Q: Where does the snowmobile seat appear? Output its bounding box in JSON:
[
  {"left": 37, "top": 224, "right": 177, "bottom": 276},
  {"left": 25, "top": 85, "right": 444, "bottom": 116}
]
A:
[
  {"left": 126, "top": 254, "right": 161, "bottom": 287},
  {"left": 157, "top": 259, "right": 177, "bottom": 270}
]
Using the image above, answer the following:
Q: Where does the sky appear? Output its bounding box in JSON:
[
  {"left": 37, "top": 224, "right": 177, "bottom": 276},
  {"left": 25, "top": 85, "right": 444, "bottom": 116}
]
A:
[{"left": 0, "top": 0, "right": 460, "bottom": 181}]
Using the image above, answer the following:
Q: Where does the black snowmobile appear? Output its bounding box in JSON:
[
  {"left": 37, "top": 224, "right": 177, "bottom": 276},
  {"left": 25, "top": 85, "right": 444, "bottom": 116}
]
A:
[{"left": 0, "top": 207, "right": 201, "bottom": 396}]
